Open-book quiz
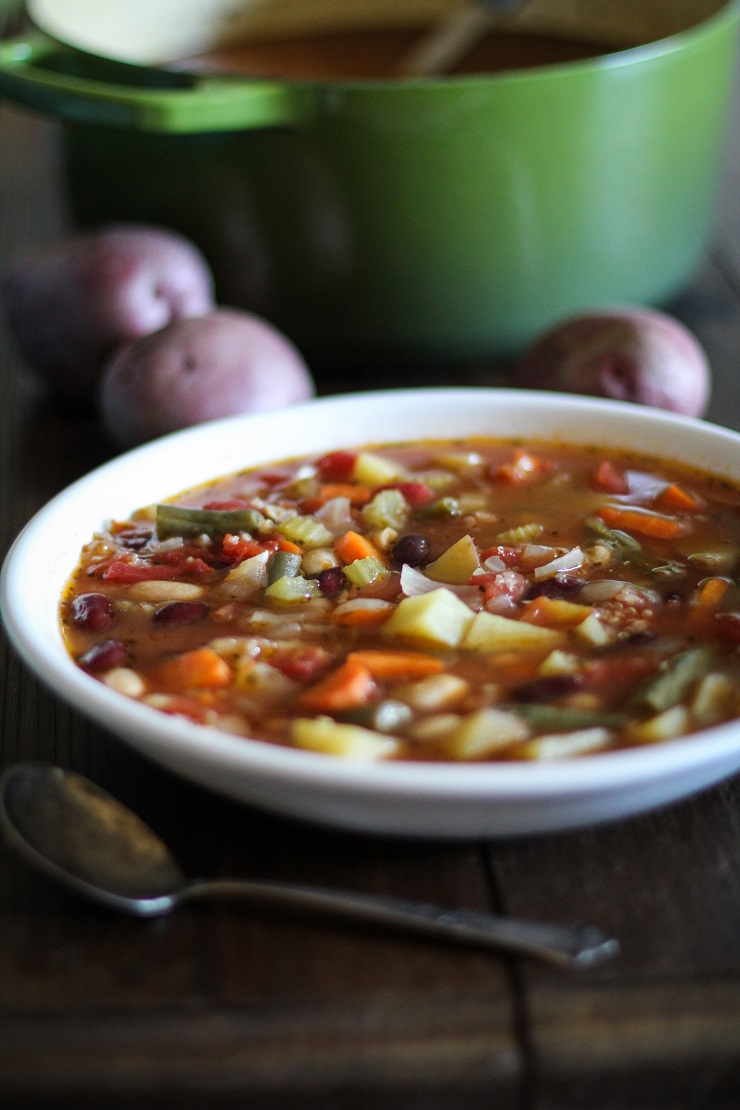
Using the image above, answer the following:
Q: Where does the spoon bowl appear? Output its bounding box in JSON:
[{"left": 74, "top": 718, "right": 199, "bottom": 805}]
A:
[{"left": 1, "top": 762, "right": 619, "bottom": 969}]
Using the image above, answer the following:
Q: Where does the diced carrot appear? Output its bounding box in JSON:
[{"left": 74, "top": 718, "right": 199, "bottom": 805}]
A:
[
  {"left": 152, "top": 647, "right": 233, "bottom": 693},
  {"left": 494, "top": 449, "right": 551, "bottom": 483},
  {"left": 314, "top": 483, "right": 372, "bottom": 506},
  {"left": 277, "top": 537, "right": 304, "bottom": 555},
  {"left": 522, "top": 596, "right": 593, "bottom": 628},
  {"left": 597, "top": 504, "right": 686, "bottom": 540},
  {"left": 591, "top": 459, "right": 629, "bottom": 494},
  {"left": 655, "top": 483, "right": 706, "bottom": 513},
  {"left": 335, "top": 529, "right": 384, "bottom": 565},
  {"left": 296, "top": 658, "right": 376, "bottom": 713},
  {"left": 346, "top": 649, "right": 445, "bottom": 679}
]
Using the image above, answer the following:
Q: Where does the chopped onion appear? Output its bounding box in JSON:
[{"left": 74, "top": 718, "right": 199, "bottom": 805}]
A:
[
  {"left": 315, "top": 495, "right": 354, "bottom": 536},
  {"left": 534, "top": 546, "right": 584, "bottom": 580},
  {"left": 578, "top": 579, "right": 629, "bottom": 603},
  {"left": 400, "top": 563, "right": 481, "bottom": 606},
  {"left": 482, "top": 554, "right": 507, "bottom": 573}
]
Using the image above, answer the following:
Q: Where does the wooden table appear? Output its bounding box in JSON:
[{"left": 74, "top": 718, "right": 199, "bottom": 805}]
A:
[{"left": 2, "top": 67, "right": 740, "bottom": 1109}]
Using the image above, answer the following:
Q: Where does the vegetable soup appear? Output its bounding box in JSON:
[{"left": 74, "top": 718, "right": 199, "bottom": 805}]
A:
[{"left": 61, "top": 439, "right": 740, "bottom": 762}]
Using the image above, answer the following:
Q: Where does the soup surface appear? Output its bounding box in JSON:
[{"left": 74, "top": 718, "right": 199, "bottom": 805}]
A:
[
  {"left": 62, "top": 438, "right": 740, "bottom": 763},
  {"left": 177, "top": 29, "right": 613, "bottom": 81}
]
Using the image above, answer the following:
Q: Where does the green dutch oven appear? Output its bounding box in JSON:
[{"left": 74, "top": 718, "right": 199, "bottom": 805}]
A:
[{"left": 0, "top": 2, "right": 738, "bottom": 372}]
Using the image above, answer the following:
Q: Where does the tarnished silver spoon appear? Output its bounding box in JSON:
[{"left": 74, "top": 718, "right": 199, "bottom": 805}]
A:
[{"left": 0, "top": 762, "right": 619, "bottom": 969}]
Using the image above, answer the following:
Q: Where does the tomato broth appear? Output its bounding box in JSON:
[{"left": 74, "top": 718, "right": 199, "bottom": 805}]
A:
[{"left": 62, "top": 438, "right": 740, "bottom": 763}]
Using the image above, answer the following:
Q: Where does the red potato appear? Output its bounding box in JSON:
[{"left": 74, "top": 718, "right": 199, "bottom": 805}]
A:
[
  {"left": 1, "top": 225, "right": 215, "bottom": 400},
  {"left": 99, "top": 308, "right": 315, "bottom": 447},
  {"left": 511, "top": 307, "right": 711, "bottom": 417}
]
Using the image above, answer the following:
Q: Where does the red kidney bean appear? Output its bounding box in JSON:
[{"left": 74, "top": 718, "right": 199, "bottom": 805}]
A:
[
  {"left": 153, "top": 601, "right": 207, "bottom": 624},
  {"left": 390, "top": 533, "right": 429, "bottom": 567},
  {"left": 317, "top": 567, "right": 346, "bottom": 597},
  {"left": 513, "top": 673, "right": 585, "bottom": 702},
  {"left": 78, "top": 639, "right": 127, "bottom": 672},
  {"left": 71, "top": 592, "right": 115, "bottom": 631}
]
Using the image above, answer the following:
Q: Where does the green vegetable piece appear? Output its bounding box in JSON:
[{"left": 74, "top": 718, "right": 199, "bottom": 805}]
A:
[
  {"left": 264, "top": 574, "right": 320, "bottom": 604},
  {"left": 344, "top": 555, "right": 390, "bottom": 587},
  {"left": 156, "top": 503, "right": 265, "bottom": 538},
  {"left": 278, "top": 515, "right": 333, "bottom": 548},
  {"left": 267, "top": 550, "right": 302, "bottom": 585},
  {"left": 630, "top": 647, "right": 716, "bottom": 713},
  {"left": 585, "top": 516, "right": 684, "bottom": 578},
  {"left": 419, "top": 496, "right": 461, "bottom": 519},
  {"left": 362, "top": 488, "right": 408, "bottom": 530},
  {"left": 506, "top": 704, "right": 629, "bottom": 732}
]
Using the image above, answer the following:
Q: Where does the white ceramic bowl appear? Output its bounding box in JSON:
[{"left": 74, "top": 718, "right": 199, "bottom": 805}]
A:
[{"left": 3, "top": 388, "right": 740, "bottom": 838}]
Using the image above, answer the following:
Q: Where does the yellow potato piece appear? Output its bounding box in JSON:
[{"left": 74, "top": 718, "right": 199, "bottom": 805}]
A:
[
  {"left": 461, "top": 610, "right": 565, "bottom": 652},
  {"left": 425, "top": 534, "right": 481, "bottom": 584},
  {"left": 292, "top": 717, "right": 400, "bottom": 759},
  {"left": 382, "top": 588, "right": 475, "bottom": 649}
]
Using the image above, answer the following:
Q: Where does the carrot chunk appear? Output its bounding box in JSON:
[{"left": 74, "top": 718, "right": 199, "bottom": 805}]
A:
[
  {"left": 346, "top": 649, "right": 445, "bottom": 679},
  {"left": 152, "top": 647, "right": 232, "bottom": 692},
  {"left": 296, "top": 658, "right": 376, "bottom": 713},
  {"left": 597, "top": 504, "right": 686, "bottom": 539},
  {"left": 655, "top": 483, "right": 706, "bottom": 513},
  {"left": 335, "top": 530, "right": 384, "bottom": 565}
]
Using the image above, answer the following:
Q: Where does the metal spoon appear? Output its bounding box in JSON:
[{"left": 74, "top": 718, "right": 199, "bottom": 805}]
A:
[{"left": 0, "top": 762, "right": 619, "bottom": 969}]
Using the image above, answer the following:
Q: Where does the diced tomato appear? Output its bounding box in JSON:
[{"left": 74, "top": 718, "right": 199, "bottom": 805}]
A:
[
  {"left": 493, "top": 449, "right": 552, "bottom": 483},
  {"left": 376, "top": 481, "right": 434, "bottom": 507},
  {"left": 480, "top": 545, "right": 525, "bottom": 568},
  {"left": 713, "top": 612, "right": 740, "bottom": 645},
  {"left": 316, "top": 451, "right": 357, "bottom": 481},
  {"left": 202, "top": 498, "right": 250, "bottom": 510},
  {"left": 221, "top": 534, "right": 270, "bottom": 563},
  {"left": 150, "top": 551, "right": 215, "bottom": 578},
  {"left": 473, "top": 570, "right": 529, "bottom": 607},
  {"left": 101, "top": 560, "right": 185, "bottom": 583},
  {"left": 591, "top": 459, "right": 629, "bottom": 494},
  {"left": 270, "top": 646, "right": 334, "bottom": 682}
]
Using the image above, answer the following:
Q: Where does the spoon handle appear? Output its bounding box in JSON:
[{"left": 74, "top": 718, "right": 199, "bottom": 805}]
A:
[{"left": 180, "top": 878, "right": 618, "bottom": 969}]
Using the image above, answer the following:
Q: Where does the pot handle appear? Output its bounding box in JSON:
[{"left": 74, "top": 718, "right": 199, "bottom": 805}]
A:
[{"left": 0, "top": 34, "right": 310, "bottom": 132}]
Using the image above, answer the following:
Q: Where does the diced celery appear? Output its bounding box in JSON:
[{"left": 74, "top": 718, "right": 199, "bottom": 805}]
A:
[
  {"left": 425, "top": 534, "right": 480, "bottom": 584},
  {"left": 382, "top": 588, "right": 475, "bottom": 649},
  {"left": 343, "top": 555, "right": 390, "bottom": 587},
  {"left": 495, "top": 522, "right": 543, "bottom": 544},
  {"left": 362, "top": 488, "right": 409, "bottom": 530},
  {"left": 419, "top": 496, "right": 461, "bottom": 519},
  {"left": 264, "top": 574, "right": 321, "bottom": 604},
  {"left": 277, "top": 515, "right": 334, "bottom": 548},
  {"left": 292, "top": 716, "right": 400, "bottom": 759},
  {"left": 444, "top": 708, "right": 530, "bottom": 760},
  {"left": 461, "top": 610, "right": 565, "bottom": 652}
]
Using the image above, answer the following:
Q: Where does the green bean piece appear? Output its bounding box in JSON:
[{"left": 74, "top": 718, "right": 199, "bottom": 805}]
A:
[
  {"left": 419, "top": 496, "right": 461, "bottom": 519},
  {"left": 156, "top": 503, "right": 265, "bottom": 538},
  {"left": 267, "top": 550, "right": 302, "bottom": 585},
  {"left": 630, "top": 646, "right": 716, "bottom": 713},
  {"left": 505, "top": 704, "right": 628, "bottom": 732},
  {"left": 340, "top": 701, "right": 414, "bottom": 733}
]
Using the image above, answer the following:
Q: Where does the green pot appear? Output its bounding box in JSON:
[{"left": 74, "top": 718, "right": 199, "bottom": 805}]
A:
[{"left": 0, "top": 4, "right": 738, "bottom": 372}]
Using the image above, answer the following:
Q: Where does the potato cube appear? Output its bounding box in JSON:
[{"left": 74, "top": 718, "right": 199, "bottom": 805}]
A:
[
  {"left": 353, "top": 451, "right": 407, "bottom": 487},
  {"left": 292, "top": 716, "right": 400, "bottom": 759},
  {"left": 382, "top": 588, "right": 475, "bottom": 649},
  {"left": 425, "top": 534, "right": 481, "bottom": 584},
  {"left": 461, "top": 610, "right": 565, "bottom": 652},
  {"left": 444, "top": 708, "right": 530, "bottom": 760}
]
